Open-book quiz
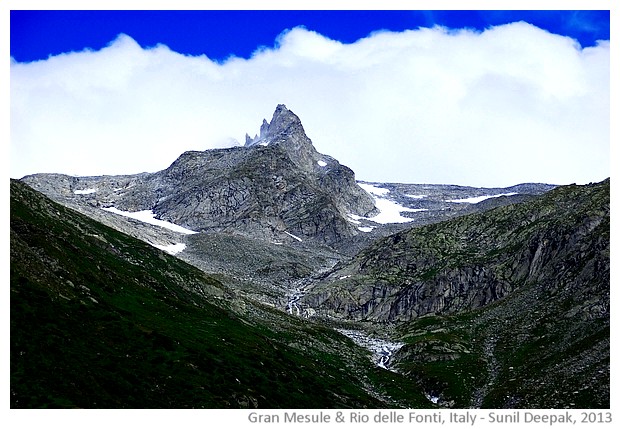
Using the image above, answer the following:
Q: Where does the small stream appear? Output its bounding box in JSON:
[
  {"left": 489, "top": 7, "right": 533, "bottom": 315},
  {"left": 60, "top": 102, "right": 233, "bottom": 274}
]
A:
[
  {"left": 336, "top": 329, "right": 405, "bottom": 371},
  {"left": 339, "top": 328, "right": 444, "bottom": 406},
  {"left": 470, "top": 335, "right": 499, "bottom": 408},
  {"left": 286, "top": 287, "right": 305, "bottom": 316},
  {"left": 284, "top": 289, "right": 405, "bottom": 371},
  {"left": 285, "top": 293, "right": 442, "bottom": 405}
]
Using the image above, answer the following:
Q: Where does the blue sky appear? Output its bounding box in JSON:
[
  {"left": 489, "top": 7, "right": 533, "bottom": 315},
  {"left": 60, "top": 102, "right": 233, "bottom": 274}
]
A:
[
  {"left": 11, "top": 10, "right": 610, "bottom": 63},
  {"left": 9, "top": 9, "right": 611, "bottom": 187}
]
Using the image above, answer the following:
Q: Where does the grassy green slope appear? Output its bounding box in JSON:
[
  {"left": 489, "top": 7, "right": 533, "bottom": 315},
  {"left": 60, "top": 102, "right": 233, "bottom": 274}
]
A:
[{"left": 10, "top": 180, "right": 427, "bottom": 409}]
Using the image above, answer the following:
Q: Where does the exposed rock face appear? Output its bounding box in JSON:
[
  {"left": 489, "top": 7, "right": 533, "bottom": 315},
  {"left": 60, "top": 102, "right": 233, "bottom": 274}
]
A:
[
  {"left": 302, "top": 180, "right": 610, "bottom": 324},
  {"left": 10, "top": 179, "right": 415, "bottom": 409},
  {"left": 13, "top": 101, "right": 609, "bottom": 409},
  {"left": 20, "top": 104, "right": 556, "bottom": 256},
  {"left": 22, "top": 105, "right": 377, "bottom": 247}
]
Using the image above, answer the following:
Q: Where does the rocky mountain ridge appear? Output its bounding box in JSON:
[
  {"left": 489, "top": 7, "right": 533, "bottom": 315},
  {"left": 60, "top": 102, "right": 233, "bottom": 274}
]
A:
[
  {"left": 21, "top": 105, "right": 555, "bottom": 307},
  {"left": 13, "top": 105, "right": 609, "bottom": 408},
  {"left": 22, "top": 105, "right": 377, "bottom": 248},
  {"left": 300, "top": 179, "right": 609, "bottom": 323},
  {"left": 21, "top": 105, "right": 555, "bottom": 253}
]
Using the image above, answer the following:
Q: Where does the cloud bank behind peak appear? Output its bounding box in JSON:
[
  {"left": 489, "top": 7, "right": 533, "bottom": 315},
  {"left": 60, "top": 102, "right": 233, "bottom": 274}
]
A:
[{"left": 11, "top": 24, "right": 609, "bottom": 187}]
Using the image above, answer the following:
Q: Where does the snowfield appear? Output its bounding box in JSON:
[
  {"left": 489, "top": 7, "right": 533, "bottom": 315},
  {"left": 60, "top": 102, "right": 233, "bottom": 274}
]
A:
[
  {"left": 153, "top": 242, "right": 187, "bottom": 255},
  {"left": 447, "top": 192, "right": 518, "bottom": 204},
  {"left": 358, "top": 183, "right": 390, "bottom": 196},
  {"left": 102, "top": 207, "right": 196, "bottom": 255},
  {"left": 370, "top": 198, "right": 427, "bottom": 224},
  {"left": 356, "top": 182, "right": 427, "bottom": 225},
  {"left": 73, "top": 188, "right": 97, "bottom": 195},
  {"left": 102, "top": 207, "right": 198, "bottom": 234}
]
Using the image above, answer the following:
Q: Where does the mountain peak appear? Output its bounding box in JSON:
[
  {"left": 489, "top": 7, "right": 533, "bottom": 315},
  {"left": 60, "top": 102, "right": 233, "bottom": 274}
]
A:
[{"left": 245, "top": 104, "right": 305, "bottom": 147}]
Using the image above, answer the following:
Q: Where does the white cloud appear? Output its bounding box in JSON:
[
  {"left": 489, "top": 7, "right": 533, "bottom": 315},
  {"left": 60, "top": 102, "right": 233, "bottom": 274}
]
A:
[{"left": 10, "top": 24, "right": 609, "bottom": 186}]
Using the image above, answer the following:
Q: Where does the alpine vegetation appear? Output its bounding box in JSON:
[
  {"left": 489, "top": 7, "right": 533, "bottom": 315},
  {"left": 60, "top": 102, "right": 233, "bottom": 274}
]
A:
[{"left": 12, "top": 105, "right": 609, "bottom": 409}]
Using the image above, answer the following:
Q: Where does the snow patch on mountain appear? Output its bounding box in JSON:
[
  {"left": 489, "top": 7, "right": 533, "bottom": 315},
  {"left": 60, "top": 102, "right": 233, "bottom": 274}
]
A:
[
  {"left": 358, "top": 183, "right": 390, "bottom": 196},
  {"left": 447, "top": 193, "right": 518, "bottom": 204},
  {"left": 102, "top": 207, "right": 198, "bottom": 234},
  {"left": 74, "top": 188, "right": 97, "bottom": 195},
  {"left": 355, "top": 182, "right": 427, "bottom": 224},
  {"left": 370, "top": 198, "right": 427, "bottom": 224},
  {"left": 153, "top": 242, "right": 187, "bottom": 255},
  {"left": 285, "top": 231, "right": 303, "bottom": 242},
  {"left": 347, "top": 214, "right": 362, "bottom": 225}
]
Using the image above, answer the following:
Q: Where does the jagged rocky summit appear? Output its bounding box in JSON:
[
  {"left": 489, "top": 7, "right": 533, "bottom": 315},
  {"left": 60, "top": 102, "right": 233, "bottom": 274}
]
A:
[{"left": 22, "top": 105, "right": 377, "bottom": 247}]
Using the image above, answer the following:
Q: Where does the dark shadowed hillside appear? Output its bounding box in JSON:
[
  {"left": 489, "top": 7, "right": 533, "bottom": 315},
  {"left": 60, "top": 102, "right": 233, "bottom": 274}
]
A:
[{"left": 10, "top": 180, "right": 428, "bottom": 408}]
